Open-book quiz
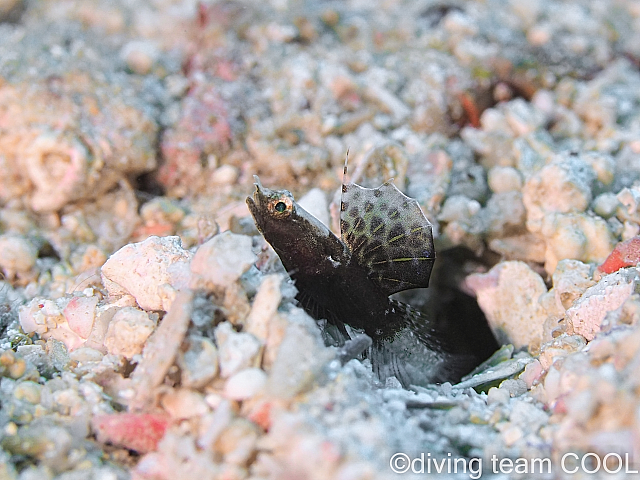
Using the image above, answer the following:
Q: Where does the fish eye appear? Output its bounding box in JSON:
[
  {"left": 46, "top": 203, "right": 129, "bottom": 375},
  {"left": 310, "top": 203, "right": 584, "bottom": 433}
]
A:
[{"left": 269, "top": 196, "right": 293, "bottom": 217}]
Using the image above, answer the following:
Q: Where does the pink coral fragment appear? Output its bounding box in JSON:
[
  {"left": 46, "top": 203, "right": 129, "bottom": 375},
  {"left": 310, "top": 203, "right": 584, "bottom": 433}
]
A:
[
  {"left": 92, "top": 413, "right": 170, "bottom": 453},
  {"left": 63, "top": 295, "right": 99, "bottom": 339},
  {"left": 158, "top": 82, "right": 231, "bottom": 192},
  {"left": 464, "top": 266, "right": 500, "bottom": 292}
]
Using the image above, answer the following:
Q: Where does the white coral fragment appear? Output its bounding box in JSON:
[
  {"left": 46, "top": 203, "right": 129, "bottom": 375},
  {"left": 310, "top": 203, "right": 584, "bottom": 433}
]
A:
[
  {"left": 190, "top": 231, "right": 257, "bottom": 289},
  {"left": 540, "top": 259, "right": 595, "bottom": 320},
  {"left": 616, "top": 186, "right": 640, "bottom": 223},
  {"left": 466, "top": 261, "right": 548, "bottom": 349},
  {"left": 566, "top": 269, "right": 640, "bottom": 341},
  {"left": 25, "top": 132, "right": 89, "bottom": 213},
  {"left": 265, "top": 308, "right": 333, "bottom": 399},
  {"left": 245, "top": 274, "right": 282, "bottom": 342},
  {"left": 19, "top": 298, "right": 84, "bottom": 351},
  {"left": 103, "top": 307, "right": 156, "bottom": 359},
  {"left": 540, "top": 212, "right": 615, "bottom": 274},
  {"left": 101, "top": 235, "right": 192, "bottom": 311},
  {"left": 177, "top": 336, "right": 219, "bottom": 389},
  {"left": 522, "top": 157, "right": 595, "bottom": 233}
]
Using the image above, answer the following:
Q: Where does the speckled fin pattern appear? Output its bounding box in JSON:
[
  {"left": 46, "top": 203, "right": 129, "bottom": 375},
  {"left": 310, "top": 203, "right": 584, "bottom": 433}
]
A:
[{"left": 340, "top": 180, "right": 435, "bottom": 295}]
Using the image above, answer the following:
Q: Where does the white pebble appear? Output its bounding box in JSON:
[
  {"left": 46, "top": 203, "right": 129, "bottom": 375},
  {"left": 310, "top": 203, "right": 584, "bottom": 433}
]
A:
[
  {"left": 224, "top": 368, "right": 267, "bottom": 400},
  {"left": 0, "top": 234, "right": 37, "bottom": 275},
  {"left": 69, "top": 347, "right": 104, "bottom": 363},
  {"left": 487, "top": 166, "right": 522, "bottom": 193},
  {"left": 592, "top": 192, "right": 620, "bottom": 218},
  {"left": 487, "top": 386, "right": 510, "bottom": 405},
  {"left": 501, "top": 424, "right": 523, "bottom": 446},
  {"left": 13, "top": 381, "right": 42, "bottom": 404},
  {"left": 120, "top": 40, "right": 159, "bottom": 75},
  {"left": 161, "top": 389, "right": 209, "bottom": 420},
  {"left": 617, "top": 186, "right": 640, "bottom": 223},
  {"left": 215, "top": 322, "right": 262, "bottom": 378},
  {"left": 211, "top": 165, "right": 239, "bottom": 185},
  {"left": 527, "top": 24, "right": 552, "bottom": 46},
  {"left": 622, "top": 221, "right": 640, "bottom": 241}
]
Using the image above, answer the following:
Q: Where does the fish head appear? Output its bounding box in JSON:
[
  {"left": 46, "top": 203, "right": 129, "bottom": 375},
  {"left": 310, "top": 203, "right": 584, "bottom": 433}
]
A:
[
  {"left": 246, "top": 175, "right": 297, "bottom": 236},
  {"left": 246, "top": 176, "right": 347, "bottom": 269}
]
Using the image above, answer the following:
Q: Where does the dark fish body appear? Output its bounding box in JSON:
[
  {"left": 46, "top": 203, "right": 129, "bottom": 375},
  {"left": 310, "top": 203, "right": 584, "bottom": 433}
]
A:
[{"left": 247, "top": 176, "right": 472, "bottom": 386}]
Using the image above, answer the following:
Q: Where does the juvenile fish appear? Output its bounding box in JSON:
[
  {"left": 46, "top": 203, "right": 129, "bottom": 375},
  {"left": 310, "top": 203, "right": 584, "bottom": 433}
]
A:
[{"left": 247, "top": 173, "right": 472, "bottom": 386}]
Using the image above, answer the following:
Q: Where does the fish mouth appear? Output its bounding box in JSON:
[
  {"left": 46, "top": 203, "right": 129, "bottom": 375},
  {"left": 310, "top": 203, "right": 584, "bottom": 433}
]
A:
[
  {"left": 246, "top": 193, "right": 258, "bottom": 218},
  {"left": 246, "top": 194, "right": 256, "bottom": 212}
]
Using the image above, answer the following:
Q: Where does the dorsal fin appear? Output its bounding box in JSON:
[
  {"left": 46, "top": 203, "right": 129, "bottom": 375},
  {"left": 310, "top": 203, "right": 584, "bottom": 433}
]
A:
[
  {"left": 343, "top": 148, "right": 350, "bottom": 183},
  {"left": 340, "top": 148, "right": 350, "bottom": 216},
  {"left": 339, "top": 179, "right": 435, "bottom": 296}
]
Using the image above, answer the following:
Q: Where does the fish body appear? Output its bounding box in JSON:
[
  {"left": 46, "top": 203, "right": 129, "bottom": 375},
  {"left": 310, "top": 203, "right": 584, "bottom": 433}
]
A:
[{"left": 247, "top": 175, "right": 468, "bottom": 386}]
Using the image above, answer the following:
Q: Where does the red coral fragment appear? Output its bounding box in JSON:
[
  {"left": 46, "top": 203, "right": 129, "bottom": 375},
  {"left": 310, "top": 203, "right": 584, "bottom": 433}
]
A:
[
  {"left": 598, "top": 236, "right": 640, "bottom": 274},
  {"left": 92, "top": 413, "right": 170, "bottom": 453},
  {"left": 457, "top": 92, "right": 481, "bottom": 128},
  {"left": 247, "top": 400, "right": 273, "bottom": 431}
]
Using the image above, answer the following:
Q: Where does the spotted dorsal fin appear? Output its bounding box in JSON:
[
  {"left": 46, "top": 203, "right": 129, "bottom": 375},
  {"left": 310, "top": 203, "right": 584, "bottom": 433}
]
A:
[{"left": 339, "top": 178, "right": 435, "bottom": 296}]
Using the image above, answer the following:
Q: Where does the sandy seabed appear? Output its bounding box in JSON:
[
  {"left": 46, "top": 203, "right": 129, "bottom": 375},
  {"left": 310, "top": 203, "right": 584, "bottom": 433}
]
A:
[{"left": 1, "top": 0, "right": 640, "bottom": 479}]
